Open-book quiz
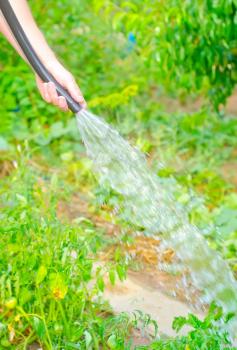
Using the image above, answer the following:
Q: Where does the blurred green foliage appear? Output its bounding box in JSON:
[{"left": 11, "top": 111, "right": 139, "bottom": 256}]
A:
[
  {"left": 93, "top": 0, "right": 237, "bottom": 109},
  {"left": 0, "top": 0, "right": 237, "bottom": 348},
  {"left": 0, "top": 150, "right": 131, "bottom": 349}
]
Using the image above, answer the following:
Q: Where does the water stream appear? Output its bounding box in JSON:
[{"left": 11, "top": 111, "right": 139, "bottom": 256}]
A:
[{"left": 77, "top": 109, "right": 237, "bottom": 336}]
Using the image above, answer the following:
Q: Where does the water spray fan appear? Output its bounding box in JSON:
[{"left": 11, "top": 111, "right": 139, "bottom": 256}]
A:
[{"left": 0, "top": 0, "right": 82, "bottom": 114}]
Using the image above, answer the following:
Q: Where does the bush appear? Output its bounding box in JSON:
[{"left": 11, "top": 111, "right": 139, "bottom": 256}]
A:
[{"left": 93, "top": 0, "right": 237, "bottom": 109}]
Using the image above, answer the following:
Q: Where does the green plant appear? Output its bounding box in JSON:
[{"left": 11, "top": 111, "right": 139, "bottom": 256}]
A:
[
  {"left": 0, "top": 150, "right": 130, "bottom": 349},
  {"left": 0, "top": 1, "right": 237, "bottom": 348},
  {"left": 143, "top": 303, "right": 236, "bottom": 350},
  {"left": 93, "top": 0, "right": 237, "bottom": 109}
]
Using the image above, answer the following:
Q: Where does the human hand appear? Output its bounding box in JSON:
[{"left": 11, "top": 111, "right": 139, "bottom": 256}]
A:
[{"left": 35, "top": 60, "right": 86, "bottom": 111}]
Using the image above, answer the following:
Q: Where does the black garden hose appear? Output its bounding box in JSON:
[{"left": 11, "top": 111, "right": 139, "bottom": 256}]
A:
[{"left": 0, "top": 0, "right": 82, "bottom": 113}]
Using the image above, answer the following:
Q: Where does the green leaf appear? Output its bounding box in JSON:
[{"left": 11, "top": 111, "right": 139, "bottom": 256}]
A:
[
  {"left": 116, "top": 264, "right": 126, "bottom": 281},
  {"left": 50, "top": 121, "right": 66, "bottom": 139},
  {"left": 97, "top": 276, "right": 105, "bottom": 292},
  {"left": 109, "top": 268, "right": 116, "bottom": 285},
  {"left": 84, "top": 330, "right": 92, "bottom": 349},
  {"left": 0, "top": 137, "right": 9, "bottom": 151},
  {"left": 172, "top": 316, "right": 187, "bottom": 332},
  {"left": 32, "top": 317, "right": 46, "bottom": 339},
  {"left": 107, "top": 334, "right": 117, "bottom": 349},
  {"left": 0, "top": 323, "right": 7, "bottom": 337},
  {"left": 36, "top": 265, "right": 48, "bottom": 285}
]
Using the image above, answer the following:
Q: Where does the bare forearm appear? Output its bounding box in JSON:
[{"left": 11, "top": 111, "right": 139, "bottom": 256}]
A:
[
  {"left": 0, "top": 0, "right": 56, "bottom": 66},
  {"left": 0, "top": 0, "right": 86, "bottom": 110}
]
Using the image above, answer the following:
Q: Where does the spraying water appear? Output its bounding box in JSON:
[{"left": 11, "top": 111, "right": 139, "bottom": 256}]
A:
[{"left": 77, "top": 109, "right": 237, "bottom": 335}]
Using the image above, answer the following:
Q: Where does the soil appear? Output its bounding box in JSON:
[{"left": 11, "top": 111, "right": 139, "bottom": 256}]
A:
[
  {"left": 0, "top": 159, "right": 14, "bottom": 178},
  {"left": 104, "top": 271, "right": 204, "bottom": 338},
  {"left": 221, "top": 161, "right": 237, "bottom": 189},
  {"left": 226, "top": 91, "right": 237, "bottom": 116},
  {"left": 58, "top": 194, "right": 205, "bottom": 340},
  {"left": 159, "top": 89, "right": 237, "bottom": 116},
  {"left": 28, "top": 344, "right": 42, "bottom": 350}
]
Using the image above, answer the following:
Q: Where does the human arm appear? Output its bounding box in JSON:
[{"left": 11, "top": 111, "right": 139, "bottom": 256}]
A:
[{"left": 0, "top": 0, "right": 86, "bottom": 111}]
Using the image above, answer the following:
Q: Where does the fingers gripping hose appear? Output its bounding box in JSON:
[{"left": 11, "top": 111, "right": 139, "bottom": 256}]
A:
[{"left": 0, "top": 0, "right": 82, "bottom": 113}]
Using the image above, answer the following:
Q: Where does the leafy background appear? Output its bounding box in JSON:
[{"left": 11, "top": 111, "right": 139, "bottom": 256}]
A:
[{"left": 0, "top": 0, "right": 237, "bottom": 349}]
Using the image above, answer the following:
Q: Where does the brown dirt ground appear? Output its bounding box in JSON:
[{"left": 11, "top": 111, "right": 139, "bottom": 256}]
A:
[
  {"left": 57, "top": 194, "right": 201, "bottom": 306},
  {"left": 57, "top": 194, "right": 205, "bottom": 343},
  {"left": 221, "top": 161, "right": 237, "bottom": 189},
  {"left": 27, "top": 343, "right": 42, "bottom": 350},
  {"left": 160, "top": 89, "right": 237, "bottom": 116}
]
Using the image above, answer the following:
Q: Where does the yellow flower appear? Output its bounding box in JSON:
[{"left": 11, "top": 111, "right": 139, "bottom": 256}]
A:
[
  {"left": 49, "top": 273, "right": 68, "bottom": 300},
  {"left": 14, "top": 314, "right": 21, "bottom": 322},
  {"left": 52, "top": 287, "right": 67, "bottom": 300}
]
